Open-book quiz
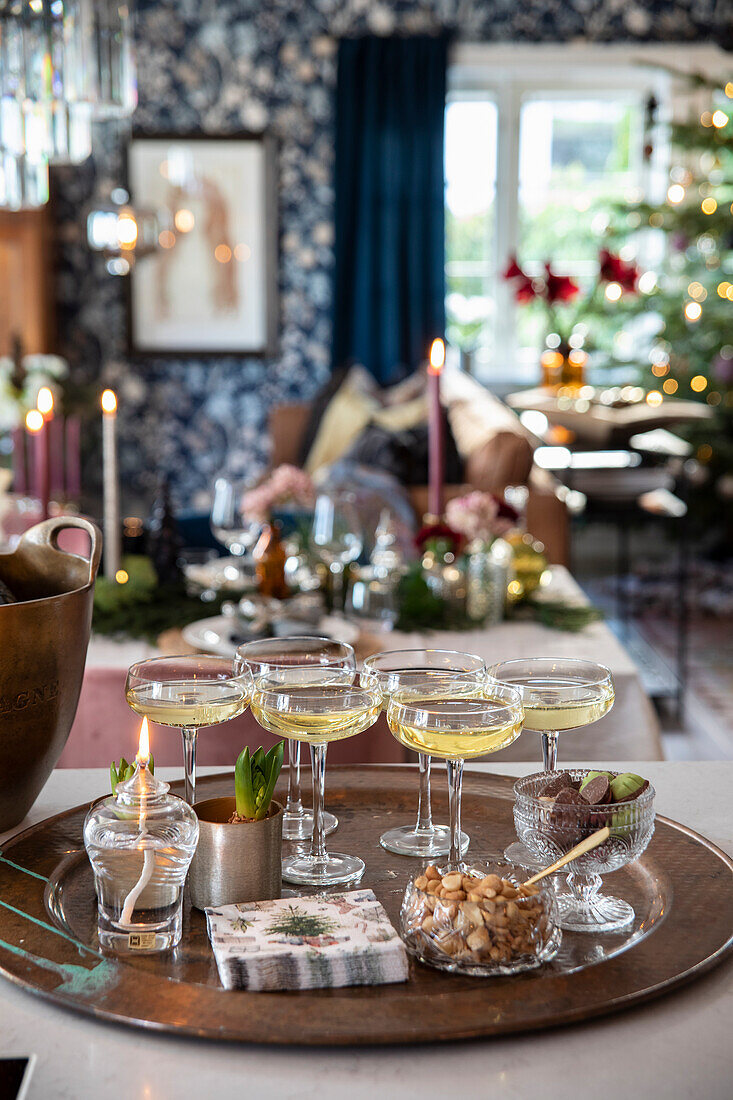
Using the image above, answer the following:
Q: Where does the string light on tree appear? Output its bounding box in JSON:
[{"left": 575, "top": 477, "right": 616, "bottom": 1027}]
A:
[
  {"left": 690, "top": 375, "right": 708, "bottom": 392},
  {"left": 604, "top": 282, "right": 622, "bottom": 302},
  {"left": 711, "top": 110, "right": 729, "bottom": 129},
  {"left": 667, "top": 183, "right": 685, "bottom": 204},
  {"left": 646, "top": 391, "right": 663, "bottom": 407},
  {"left": 701, "top": 197, "right": 717, "bottom": 214},
  {"left": 684, "top": 301, "right": 703, "bottom": 322}
]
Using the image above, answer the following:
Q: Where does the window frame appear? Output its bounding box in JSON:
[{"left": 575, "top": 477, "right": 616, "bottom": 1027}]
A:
[{"left": 445, "top": 42, "right": 725, "bottom": 385}]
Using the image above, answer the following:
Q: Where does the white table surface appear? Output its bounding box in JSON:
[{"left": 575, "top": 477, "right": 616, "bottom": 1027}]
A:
[{"left": 1, "top": 763, "right": 730, "bottom": 1100}]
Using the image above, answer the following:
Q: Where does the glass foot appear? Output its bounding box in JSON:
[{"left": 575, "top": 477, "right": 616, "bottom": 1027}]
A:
[
  {"left": 282, "top": 809, "right": 338, "bottom": 841},
  {"left": 503, "top": 840, "right": 545, "bottom": 870},
  {"left": 380, "top": 824, "right": 470, "bottom": 858},
  {"left": 282, "top": 852, "right": 364, "bottom": 887},
  {"left": 556, "top": 891, "right": 635, "bottom": 933}
]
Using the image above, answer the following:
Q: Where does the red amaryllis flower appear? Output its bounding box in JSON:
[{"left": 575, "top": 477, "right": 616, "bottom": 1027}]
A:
[
  {"left": 599, "top": 249, "right": 639, "bottom": 293},
  {"left": 544, "top": 263, "right": 580, "bottom": 304},
  {"left": 414, "top": 522, "right": 465, "bottom": 555},
  {"left": 503, "top": 255, "right": 527, "bottom": 281},
  {"left": 503, "top": 256, "right": 538, "bottom": 303}
]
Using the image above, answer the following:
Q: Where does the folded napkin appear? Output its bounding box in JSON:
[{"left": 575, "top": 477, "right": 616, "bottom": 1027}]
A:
[{"left": 206, "top": 889, "right": 409, "bottom": 991}]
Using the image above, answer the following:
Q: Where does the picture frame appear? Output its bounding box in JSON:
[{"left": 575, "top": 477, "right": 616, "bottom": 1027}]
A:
[{"left": 126, "top": 132, "right": 278, "bottom": 357}]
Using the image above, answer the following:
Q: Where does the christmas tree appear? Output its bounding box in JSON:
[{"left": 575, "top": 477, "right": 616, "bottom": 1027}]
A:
[{"left": 607, "top": 74, "right": 733, "bottom": 544}]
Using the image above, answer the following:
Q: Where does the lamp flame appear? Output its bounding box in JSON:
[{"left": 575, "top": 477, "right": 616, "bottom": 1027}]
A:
[
  {"left": 25, "top": 409, "right": 44, "bottom": 433},
  {"left": 37, "top": 387, "right": 54, "bottom": 416},
  {"left": 428, "top": 338, "right": 445, "bottom": 374},
  {"left": 101, "top": 389, "right": 117, "bottom": 414},
  {"left": 136, "top": 717, "right": 150, "bottom": 765}
]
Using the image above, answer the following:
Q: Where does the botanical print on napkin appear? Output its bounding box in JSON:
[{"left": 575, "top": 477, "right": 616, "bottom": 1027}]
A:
[{"left": 206, "top": 889, "right": 408, "bottom": 991}]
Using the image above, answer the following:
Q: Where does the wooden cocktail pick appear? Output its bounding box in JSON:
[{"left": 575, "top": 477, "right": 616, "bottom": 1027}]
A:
[{"left": 521, "top": 826, "right": 611, "bottom": 888}]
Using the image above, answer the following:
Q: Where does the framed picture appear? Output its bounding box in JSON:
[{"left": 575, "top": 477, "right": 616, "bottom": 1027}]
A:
[{"left": 126, "top": 132, "right": 277, "bottom": 356}]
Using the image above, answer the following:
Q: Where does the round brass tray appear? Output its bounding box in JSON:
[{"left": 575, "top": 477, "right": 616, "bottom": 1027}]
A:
[{"left": 0, "top": 767, "right": 731, "bottom": 1045}]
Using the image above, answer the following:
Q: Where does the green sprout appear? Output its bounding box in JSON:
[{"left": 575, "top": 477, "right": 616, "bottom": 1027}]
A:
[
  {"left": 234, "top": 742, "right": 284, "bottom": 821},
  {"left": 110, "top": 754, "right": 154, "bottom": 792}
]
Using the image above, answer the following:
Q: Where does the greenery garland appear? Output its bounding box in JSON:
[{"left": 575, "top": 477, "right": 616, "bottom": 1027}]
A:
[{"left": 93, "top": 555, "right": 225, "bottom": 643}]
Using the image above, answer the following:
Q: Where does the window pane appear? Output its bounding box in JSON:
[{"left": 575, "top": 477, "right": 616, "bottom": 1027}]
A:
[
  {"left": 518, "top": 98, "right": 641, "bottom": 271},
  {"left": 445, "top": 99, "right": 497, "bottom": 350}
]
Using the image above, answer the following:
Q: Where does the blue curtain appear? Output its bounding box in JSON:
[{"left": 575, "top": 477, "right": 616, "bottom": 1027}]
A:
[{"left": 331, "top": 34, "right": 449, "bottom": 385}]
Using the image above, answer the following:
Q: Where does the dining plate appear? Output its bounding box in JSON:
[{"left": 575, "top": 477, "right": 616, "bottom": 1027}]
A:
[
  {"left": 0, "top": 768, "right": 730, "bottom": 1045},
  {"left": 182, "top": 614, "right": 360, "bottom": 657}
]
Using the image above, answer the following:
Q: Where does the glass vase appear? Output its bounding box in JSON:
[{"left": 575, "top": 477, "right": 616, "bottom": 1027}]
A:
[{"left": 466, "top": 539, "right": 509, "bottom": 625}]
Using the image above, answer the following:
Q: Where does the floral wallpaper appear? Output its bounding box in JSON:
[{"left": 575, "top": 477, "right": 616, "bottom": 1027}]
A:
[{"left": 51, "top": 0, "right": 725, "bottom": 509}]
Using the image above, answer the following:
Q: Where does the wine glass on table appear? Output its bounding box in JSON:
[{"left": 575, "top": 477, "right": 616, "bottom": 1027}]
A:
[
  {"left": 486, "top": 657, "right": 615, "bottom": 865},
  {"left": 251, "top": 668, "right": 382, "bottom": 886},
  {"left": 310, "top": 491, "right": 363, "bottom": 611},
  {"left": 387, "top": 682, "right": 524, "bottom": 869},
  {"left": 210, "top": 477, "right": 261, "bottom": 580},
  {"left": 361, "top": 649, "right": 486, "bottom": 857},
  {"left": 236, "top": 636, "right": 355, "bottom": 840},
  {"left": 125, "top": 655, "right": 252, "bottom": 805}
]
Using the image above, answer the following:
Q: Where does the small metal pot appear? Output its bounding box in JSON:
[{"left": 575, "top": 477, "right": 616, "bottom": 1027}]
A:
[{"left": 188, "top": 797, "right": 283, "bottom": 910}]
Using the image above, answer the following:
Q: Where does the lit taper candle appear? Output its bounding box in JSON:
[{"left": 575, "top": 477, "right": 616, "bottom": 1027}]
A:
[
  {"left": 427, "top": 338, "right": 445, "bottom": 519},
  {"left": 101, "top": 389, "right": 121, "bottom": 579}
]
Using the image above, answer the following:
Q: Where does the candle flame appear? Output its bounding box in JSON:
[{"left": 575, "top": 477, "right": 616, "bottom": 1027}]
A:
[
  {"left": 428, "top": 338, "right": 445, "bottom": 374},
  {"left": 101, "top": 389, "right": 117, "bottom": 414},
  {"left": 37, "top": 387, "right": 54, "bottom": 416},
  {"left": 136, "top": 717, "right": 150, "bottom": 765},
  {"left": 25, "top": 409, "right": 44, "bottom": 433}
]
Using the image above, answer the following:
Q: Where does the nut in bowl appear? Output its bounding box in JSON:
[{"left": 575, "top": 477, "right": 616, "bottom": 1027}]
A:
[
  {"left": 400, "top": 862, "right": 561, "bottom": 976},
  {"left": 513, "top": 769, "right": 656, "bottom": 934}
]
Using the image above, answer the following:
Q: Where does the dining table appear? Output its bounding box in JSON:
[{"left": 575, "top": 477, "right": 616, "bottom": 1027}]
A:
[
  {"left": 59, "top": 566, "right": 664, "bottom": 768},
  {"left": 0, "top": 759, "right": 730, "bottom": 1099}
]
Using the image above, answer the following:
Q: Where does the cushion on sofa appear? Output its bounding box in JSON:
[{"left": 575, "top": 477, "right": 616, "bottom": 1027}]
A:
[{"left": 343, "top": 413, "right": 464, "bottom": 486}]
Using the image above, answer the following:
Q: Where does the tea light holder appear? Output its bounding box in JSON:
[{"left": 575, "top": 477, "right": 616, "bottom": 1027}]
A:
[{"left": 84, "top": 758, "right": 199, "bottom": 953}]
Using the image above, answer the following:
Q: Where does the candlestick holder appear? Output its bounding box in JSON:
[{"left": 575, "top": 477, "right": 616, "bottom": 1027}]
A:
[{"left": 84, "top": 762, "right": 199, "bottom": 953}]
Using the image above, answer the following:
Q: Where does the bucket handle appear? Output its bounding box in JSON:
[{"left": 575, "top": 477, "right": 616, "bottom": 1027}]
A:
[{"left": 21, "top": 517, "right": 103, "bottom": 586}]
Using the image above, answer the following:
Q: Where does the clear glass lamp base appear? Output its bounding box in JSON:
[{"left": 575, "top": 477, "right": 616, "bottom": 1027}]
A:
[
  {"left": 282, "top": 852, "right": 364, "bottom": 888},
  {"left": 556, "top": 890, "right": 635, "bottom": 933},
  {"left": 282, "top": 809, "right": 338, "bottom": 841},
  {"left": 380, "top": 824, "right": 470, "bottom": 858},
  {"left": 97, "top": 903, "right": 182, "bottom": 953}
]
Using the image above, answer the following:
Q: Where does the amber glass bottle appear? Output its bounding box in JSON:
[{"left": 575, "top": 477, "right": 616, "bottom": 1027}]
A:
[{"left": 253, "top": 521, "right": 291, "bottom": 599}]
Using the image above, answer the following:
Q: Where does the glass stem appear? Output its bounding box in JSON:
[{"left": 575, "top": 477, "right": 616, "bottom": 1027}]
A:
[
  {"left": 331, "top": 563, "right": 343, "bottom": 611},
  {"left": 445, "top": 757, "right": 464, "bottom": 868},
  {"left": 541, "top": 730, "right": 559, "bottom": 771},
  {"left": 286, "top": 741, "right": 303, "bottom": 816},
  {"left": 181, "top": 727, "right": 198, "bottom": 805},
  {"left": 309, "top": 742, "right": 327, "bottom": 865},
  {"left": 566, "top": 871, "right": 602, "bottom": 910},
  {"left": 415, "top": 753, "right": 434, "bottom": 833}
]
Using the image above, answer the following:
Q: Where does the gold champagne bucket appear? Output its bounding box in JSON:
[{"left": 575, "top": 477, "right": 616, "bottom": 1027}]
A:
[{"left": 0, "top": 517, "right": 102, "bottom": 830}]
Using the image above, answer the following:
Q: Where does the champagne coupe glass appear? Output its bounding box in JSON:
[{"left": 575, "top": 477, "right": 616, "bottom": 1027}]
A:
[
  {"left": 125, "top": 655, "right": 252, "bottom": 805},
  {"left": 486, "top": 658, "right": 615, "bottom": 866},
  {"left": 210, "top": 477, "right": 261, "bottom": 579},
  {"left": 361, "top": 649, "right": 486, "bottom": 857},
  {"left": 387, "top": 682, "right": 524, "bottom": 869},
  {"left": 310, "top": 491, "right": 363, "bottom": 610},
  {"left": 235, "top": 636, "right": 356, "bottom": 840},
  {"left": 251, "top": 669, "right": 381, "bottom": 886}
]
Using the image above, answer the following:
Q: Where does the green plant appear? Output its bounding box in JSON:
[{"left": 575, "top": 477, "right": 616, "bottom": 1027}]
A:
[
  {"left": 110, "top": 754, "right": 154, "bottom": 792},
  {"left": 234, "top": 742, "right": 284, "bottom": 821}
]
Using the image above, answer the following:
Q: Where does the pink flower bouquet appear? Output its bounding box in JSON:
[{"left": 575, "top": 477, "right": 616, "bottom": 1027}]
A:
[
  {"left": 445, "top": 492, "right": 519, "bottom": 548},
  {"left": 242, "top": 464, "right": 315, "bottom": 523}
]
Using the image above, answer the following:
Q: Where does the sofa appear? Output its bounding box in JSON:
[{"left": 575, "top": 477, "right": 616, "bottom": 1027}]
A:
[{"left": 269, "top": 367, "right": 571, "bottom": 565}]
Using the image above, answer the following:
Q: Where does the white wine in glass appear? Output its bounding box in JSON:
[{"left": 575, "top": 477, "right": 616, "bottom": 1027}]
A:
[
  {"left": 487, "top": 657, "right": 615, "bottom": 868},
  {"left": 388, "top": 683, "right": 524, "bottom": 869},
  {"left": 236, "top": 637, "right": 356, "bottom": 840},
  {"left": 125, "top": 656, "right": 251, "bottom": 805},
  {"left": 251, "top": 674, "right": 381, "bottom": 886},
  {"left": 361, "top": 649, "right": 486, "bottom": 858}
]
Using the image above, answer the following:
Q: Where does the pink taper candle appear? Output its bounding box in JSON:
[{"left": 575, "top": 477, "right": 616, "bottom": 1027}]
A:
[
  {"left": 101, "top": 389, "right": 121, "bottom": 579},
  {"left": 427, "top": 338, "right": 445, "bottom": 519},
  {"left": 26, "top": 409, "right": 49, "bottom": 521}
]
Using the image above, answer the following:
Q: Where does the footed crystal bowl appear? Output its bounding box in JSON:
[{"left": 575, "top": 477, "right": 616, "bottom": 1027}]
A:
[
  {"left": 400, "top": 860, "right": 561, "bottom": 977},
  {"left": 513, "top": 770, "right": 656, "bottom": 933}
]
